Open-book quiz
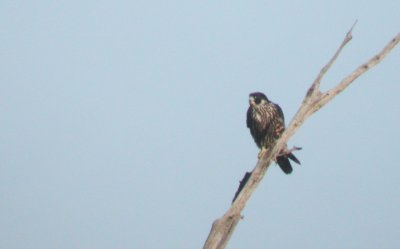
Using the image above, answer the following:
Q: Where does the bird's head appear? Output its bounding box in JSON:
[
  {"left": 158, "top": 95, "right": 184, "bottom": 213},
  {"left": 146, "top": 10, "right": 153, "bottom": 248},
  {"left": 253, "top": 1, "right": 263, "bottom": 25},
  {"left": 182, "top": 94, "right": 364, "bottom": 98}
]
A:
[{"left": 249, "top": 92, "right": 269, "bottom": 107}]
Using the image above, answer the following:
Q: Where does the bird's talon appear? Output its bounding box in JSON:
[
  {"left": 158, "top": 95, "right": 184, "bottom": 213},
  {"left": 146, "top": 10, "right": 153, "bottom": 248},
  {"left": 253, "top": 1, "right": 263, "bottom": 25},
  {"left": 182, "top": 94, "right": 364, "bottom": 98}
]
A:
[{"left": 258, "top": 147, "right": 267, "bottom": 159}]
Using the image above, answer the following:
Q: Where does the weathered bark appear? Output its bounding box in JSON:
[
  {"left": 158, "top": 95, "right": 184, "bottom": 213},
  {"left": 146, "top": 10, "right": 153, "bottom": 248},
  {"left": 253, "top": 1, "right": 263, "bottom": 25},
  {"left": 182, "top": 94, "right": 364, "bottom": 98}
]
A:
[{"left": 202, "top": 25, "right": 400, "bottom": 249}]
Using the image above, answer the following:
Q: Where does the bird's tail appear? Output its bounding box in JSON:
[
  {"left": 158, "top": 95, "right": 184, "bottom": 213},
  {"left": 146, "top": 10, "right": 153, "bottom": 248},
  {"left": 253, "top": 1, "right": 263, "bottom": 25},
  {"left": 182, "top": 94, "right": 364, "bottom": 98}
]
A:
[{"left": 276, "top": 152, "right": 301, "bottom": 174}]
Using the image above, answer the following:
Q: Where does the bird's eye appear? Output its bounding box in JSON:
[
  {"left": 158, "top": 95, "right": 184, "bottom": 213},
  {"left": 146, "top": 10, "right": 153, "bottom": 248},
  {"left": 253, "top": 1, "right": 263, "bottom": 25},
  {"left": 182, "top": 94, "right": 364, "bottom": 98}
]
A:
[{"left": 254, "top": 97, "right": 261, "bottom": 104}]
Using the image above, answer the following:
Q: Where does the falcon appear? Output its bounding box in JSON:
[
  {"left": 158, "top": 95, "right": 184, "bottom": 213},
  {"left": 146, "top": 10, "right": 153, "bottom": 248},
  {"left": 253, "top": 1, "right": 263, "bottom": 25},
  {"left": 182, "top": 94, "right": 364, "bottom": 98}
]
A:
[{"left": 247, "top": 92, "right": 300, "bottom": 174}]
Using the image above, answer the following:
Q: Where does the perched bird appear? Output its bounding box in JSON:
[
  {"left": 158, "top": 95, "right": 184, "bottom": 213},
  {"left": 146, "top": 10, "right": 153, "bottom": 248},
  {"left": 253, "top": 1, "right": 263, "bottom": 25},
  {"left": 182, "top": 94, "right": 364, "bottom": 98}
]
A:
[{"left": 247, "top": 92, "right": 300, "bottom": 174}]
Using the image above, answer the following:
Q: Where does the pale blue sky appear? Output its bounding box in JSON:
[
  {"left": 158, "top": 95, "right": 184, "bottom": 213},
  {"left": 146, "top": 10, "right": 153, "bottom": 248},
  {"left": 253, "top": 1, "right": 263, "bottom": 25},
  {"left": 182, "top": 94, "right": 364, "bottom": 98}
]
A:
[{"left": 1, "top": 1, "right": 399, "bottom": 249}]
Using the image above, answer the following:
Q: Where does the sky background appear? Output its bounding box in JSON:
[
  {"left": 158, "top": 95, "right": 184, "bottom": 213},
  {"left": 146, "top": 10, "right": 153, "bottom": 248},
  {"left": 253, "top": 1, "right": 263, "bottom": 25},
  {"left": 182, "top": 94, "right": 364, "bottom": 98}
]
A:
[{"left": 1, "top": 1, "right": 399, "bottom": 249}]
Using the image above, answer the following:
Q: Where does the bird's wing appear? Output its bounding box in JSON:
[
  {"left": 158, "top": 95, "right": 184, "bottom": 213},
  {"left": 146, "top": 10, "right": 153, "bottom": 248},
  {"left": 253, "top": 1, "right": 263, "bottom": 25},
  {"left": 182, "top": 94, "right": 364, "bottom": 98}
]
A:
[
  {"left": 273, "top": 103, "right": 285, "bottom": 125},
  {"left": 246, "top": 107, "right": 253, "bottom": 128},
  {"left": 270, "top": 103, "right": 286, "bottom": 139}
]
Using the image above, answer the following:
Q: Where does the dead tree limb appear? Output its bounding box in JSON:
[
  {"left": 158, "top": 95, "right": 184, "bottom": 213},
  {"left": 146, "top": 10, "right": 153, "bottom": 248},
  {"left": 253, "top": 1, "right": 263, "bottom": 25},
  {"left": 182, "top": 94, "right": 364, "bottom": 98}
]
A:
[{"left": 202, "top": 26, "right": 400, "bottom": 249}]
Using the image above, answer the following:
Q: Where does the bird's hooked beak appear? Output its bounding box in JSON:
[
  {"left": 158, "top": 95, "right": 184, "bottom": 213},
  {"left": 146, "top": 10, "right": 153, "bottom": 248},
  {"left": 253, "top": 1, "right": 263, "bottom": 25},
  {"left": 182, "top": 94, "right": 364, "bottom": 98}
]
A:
[{"left": 249, "top": 96, "right": 256, "bottom": 107}]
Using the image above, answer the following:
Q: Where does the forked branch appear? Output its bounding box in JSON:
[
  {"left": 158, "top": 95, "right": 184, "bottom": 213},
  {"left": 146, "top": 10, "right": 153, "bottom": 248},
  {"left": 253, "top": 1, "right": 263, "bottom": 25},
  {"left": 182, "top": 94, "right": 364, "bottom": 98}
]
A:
[{"left": 202, "top": 27, "right": 400, "bottom": 249}]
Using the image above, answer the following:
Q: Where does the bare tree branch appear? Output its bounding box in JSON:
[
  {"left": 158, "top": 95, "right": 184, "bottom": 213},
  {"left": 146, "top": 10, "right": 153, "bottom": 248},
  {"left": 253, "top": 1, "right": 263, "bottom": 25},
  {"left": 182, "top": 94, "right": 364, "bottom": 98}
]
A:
[
  {"left": 316, "top": 33, "right": 400, "bottom": 113},
  {"left": 306, "top": 20, "right": 357, "bottom": 101},
  {"left": 202, "top": 27, "right": 400, "bottom": 249}
]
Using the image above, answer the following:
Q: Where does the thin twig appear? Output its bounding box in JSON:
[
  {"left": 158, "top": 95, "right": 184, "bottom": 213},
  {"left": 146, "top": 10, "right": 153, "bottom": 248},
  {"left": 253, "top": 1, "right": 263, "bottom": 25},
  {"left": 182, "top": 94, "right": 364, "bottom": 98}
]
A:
[{"left": 305, "top": 20, "right": 357, "bottom": 101}]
